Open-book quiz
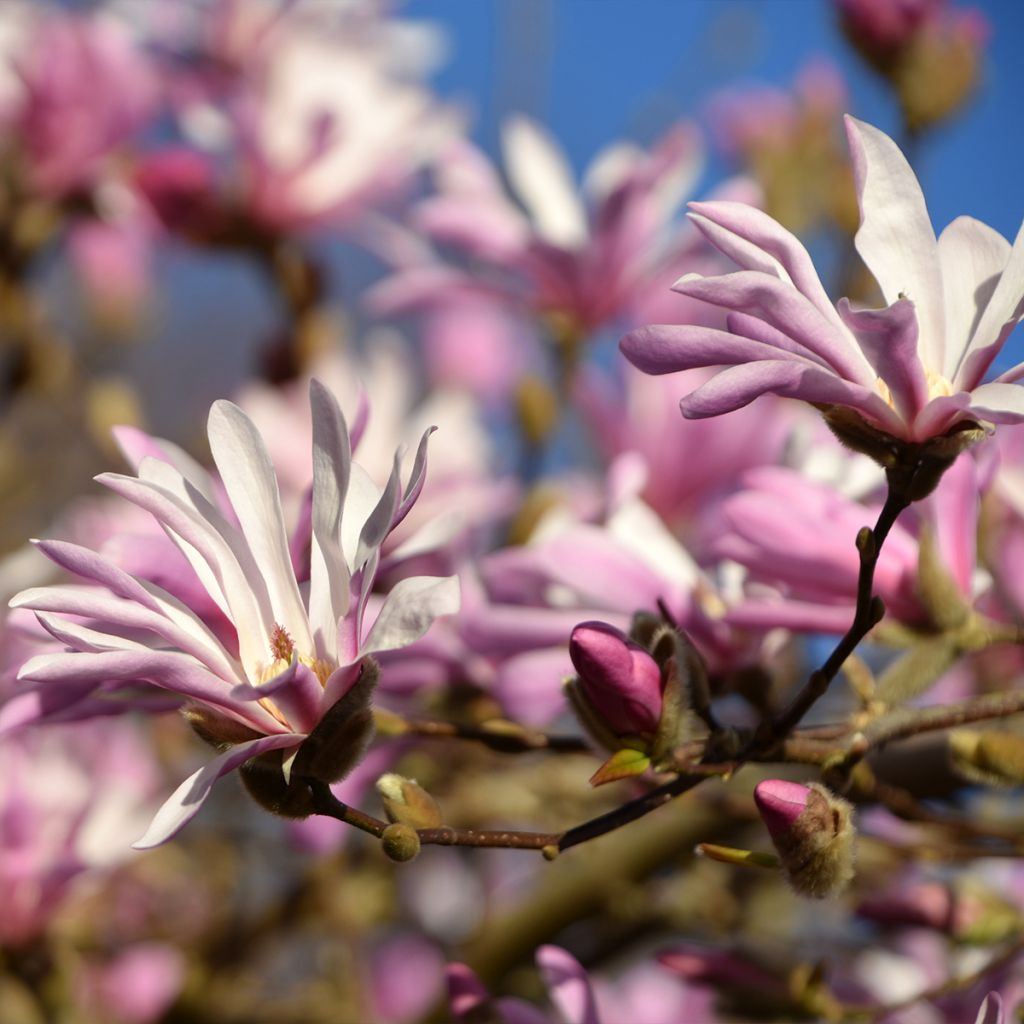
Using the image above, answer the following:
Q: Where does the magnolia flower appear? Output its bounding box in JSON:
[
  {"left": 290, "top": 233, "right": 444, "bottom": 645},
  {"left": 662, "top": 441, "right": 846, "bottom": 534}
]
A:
[
  {"left": 621, "top": 116, "right": 1024, "bottom": 451},
  {"left": 11, "top": 381, "right": 459, "bottom": 848}
]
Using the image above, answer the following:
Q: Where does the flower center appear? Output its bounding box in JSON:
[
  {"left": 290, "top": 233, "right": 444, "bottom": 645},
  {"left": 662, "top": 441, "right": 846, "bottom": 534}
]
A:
[{"left": 255, "top": 625, "right": 337, "bottom": 724}]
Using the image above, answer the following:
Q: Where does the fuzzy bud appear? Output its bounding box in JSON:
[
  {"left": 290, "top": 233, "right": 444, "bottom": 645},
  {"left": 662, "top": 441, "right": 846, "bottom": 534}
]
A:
[
  {"left": 381, "top": 823, "right": 421, "bottom": 863},
  {"left": 376, "top": 773, "right": 444, "bottom": 829},
  {"left": 754, "top": 780, "right": 856, "bottom": 899}
]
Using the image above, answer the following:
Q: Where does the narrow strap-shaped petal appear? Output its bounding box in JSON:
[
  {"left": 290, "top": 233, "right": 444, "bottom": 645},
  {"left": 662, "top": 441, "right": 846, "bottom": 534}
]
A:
[
  {"left": 354, "top": 452, "right": 402, "bottom": 572},
  {"left": 132, "top": 732, "right": 303, "bottom": 849},
  {"left": 308, "top": 380, "right": 352, "bottom": 660},
  {"left": 502, "top": 115, "right": 587, "bottom": 249},
  {"left": 672, "top": 271, "right": 875, "bottom": 386},
  {"left": 18, "top": 649, "right": 281, "bottom": 733},
  {"left": 689, "top": 200, "right": 852, "bottom": 336},
  {"left": 12, "top": 585, "right": 238, "bottom": 679},
  {"left": 679, "top": 360, "right": 906, "bottom": 436},
  {"left": 32, "top": 612, "right": 151, "bottom": 653},
  {"left": 360, "top": 575, "right": 460, "bottom": 657},
  {"left": 620, "top": 323, "right": 820, "bottom": 376},
  {"left": 393, "top": 427, "right": 435, "bottom": 530},
  {"left": 208, "top": 400, "right": 312, "bottom": 652},
  {"left": 33, "top": 539, "right": 241, "bottom": 677},
  {"left": 846, "top": 115, "right": 944, "bottom": 372},
  {"left": 98, "top": 471, "right": 272, "bottom": 677},
  {"left": 725, "top": 312, "right": 833, "bottom": 365},
  {"left": 112, "top": 426, "right": 218, "bottom": 503},
  {"left": 937, "top": 216, "right": 1011, "bottom": 380}
]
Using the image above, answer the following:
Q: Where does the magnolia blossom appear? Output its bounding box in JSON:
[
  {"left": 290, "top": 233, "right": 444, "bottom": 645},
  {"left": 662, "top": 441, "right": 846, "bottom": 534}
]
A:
[
  {"left": 3, "top": 9, "right": 157, "bottom": 198},
  {"left": 369, "top": 115, "right": 720, "bottom": 336},
  {"left": 622, "top": 116, "right": 1024, "bottom": 446},
  {"left": 11, "top": 381, "right": 459, "bottom": 848}
]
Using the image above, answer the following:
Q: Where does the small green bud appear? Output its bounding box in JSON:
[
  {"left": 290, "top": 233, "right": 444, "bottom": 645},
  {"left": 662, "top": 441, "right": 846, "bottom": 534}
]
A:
[
  {"left": 381, "top": 823, "right": 421, "bottom": 863},
  {"left": 376, "top": 773, "right": 444, "bottom": 829}
]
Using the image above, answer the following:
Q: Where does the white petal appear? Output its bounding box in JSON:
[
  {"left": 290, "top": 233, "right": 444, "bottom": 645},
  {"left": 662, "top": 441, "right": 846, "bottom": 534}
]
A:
[
  {"left": 208, "top": 401, "right": 312, "bottom": 651},
  {"left": 502, "top": 115, "right": 587, "bottom": 248},
  {"left": 955, "top": 217, "right": 1024, "bottom": 389},
  {"left": 938, "top": 216, "right": 1011, "bottom": 380},
  {"left": 846, "top": 116, "right": 944, "bottom": 372},
  {"left": 308, "top": 380, "right": 352, "bottom": 660},
  {"left": 132, "top": 733, "right": 302, "bottom": 849},
  {"left": 98, "top": 472, "right": 272, "bottom": 678},
  {"left": 361, "top": 575, "right": 460, "bottom": 656}
]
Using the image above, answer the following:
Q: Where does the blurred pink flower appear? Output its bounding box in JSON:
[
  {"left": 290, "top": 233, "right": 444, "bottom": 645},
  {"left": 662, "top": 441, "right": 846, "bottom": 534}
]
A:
[
  {"left": 12, "top": 381, "right": 459, "bottom": 847},
  {"left": 74, "top": 943, "right": 186, "bottom": 1024},
  {"left": 5, "top": 10, "right": 157, "bottom": 198},
  {"left": 715, "top": 451, "right": 984, "bottom": 634},
  {"left": 370, "top": 116, "right": 716, "bottom": 336},
  {"left": 622, "top": 117, "right": 1024, "bottom": 444},
  {"left": 0, "top": 719, "right": 160, "bottom": 947}
]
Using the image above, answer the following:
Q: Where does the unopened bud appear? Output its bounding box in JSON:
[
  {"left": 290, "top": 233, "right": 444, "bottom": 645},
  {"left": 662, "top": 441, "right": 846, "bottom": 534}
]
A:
[
  {"left": 754, "top": 780, "right": 856, "bottom": 899},
  {"left": 566, "top": 621, "right": 665, "bottom": 755},
  {"left": 950, "top": 730, "right": 1024, "bottom": 787},
  {"left": 376, "top": 773, "right": 444, "bottom": 829},
  {"left": 381, "top": 823, "right": 421, "bottom": 862}
]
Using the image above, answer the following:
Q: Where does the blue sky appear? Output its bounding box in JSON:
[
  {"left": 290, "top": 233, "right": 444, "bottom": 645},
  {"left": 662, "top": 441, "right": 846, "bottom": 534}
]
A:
[{"left": 410, "top": 0, "right": 1024, "bottom": 240}]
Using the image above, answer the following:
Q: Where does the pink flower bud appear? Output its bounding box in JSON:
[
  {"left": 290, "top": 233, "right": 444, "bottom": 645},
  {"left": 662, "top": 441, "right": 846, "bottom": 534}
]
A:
[
  {"left": 754, "top": 780, "right": 856, "bottom": 899},
  {"left": 569, "top": 621, "right": 664, "bottom": 737},
  {"left": 753, "top": 779, "right": 815, "bottom": 843}
]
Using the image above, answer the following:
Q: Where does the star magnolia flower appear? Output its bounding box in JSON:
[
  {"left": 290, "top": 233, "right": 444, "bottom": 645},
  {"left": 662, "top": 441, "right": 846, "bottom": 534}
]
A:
[
  {"left": 11, "top": 381, "right": 460, "bottom": 848},
  {"left": 621, "top": 115, "right": 1024, "bottom": 448}
]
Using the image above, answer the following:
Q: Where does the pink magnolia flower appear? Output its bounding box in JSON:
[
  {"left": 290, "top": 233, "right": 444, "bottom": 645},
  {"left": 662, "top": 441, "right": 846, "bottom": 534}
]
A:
[
  {"left": 74, "top": 943, "right": 186, "bottom": 1024},
  {"left": 715, "top": 450, "right": 984, "bottom": 634},
  {"left": 11, "top": 381, "right": 459, "bottom": 848},
  {"left": 4, "top": 9, "right": 157, "bottom": 198},
  {"left": 370, "top": 116, "right": 712, "bottom": 337},
  {"left": 622, "top": 116, "right": 1024, "bottom": 446},
  {"left": 0, "top": 718, "right": 161, "bottom": 948}
]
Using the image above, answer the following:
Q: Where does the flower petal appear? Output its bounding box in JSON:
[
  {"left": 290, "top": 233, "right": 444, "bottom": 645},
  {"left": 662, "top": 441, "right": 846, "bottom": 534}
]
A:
[
  {"left": 846, "top": 115, "right": 944, "bottom": 372},
  {"left": 679, "top": 360, "right": 904, "bottom": 434},
  {"left": 837, "top": 297, "right": 928, "bottom": 420},
  {"left": 937, "top": 216, "right": 1011, "bottom": 380},
  {"left": 207, "top": 400, "right": 312, "bottom": 651},
  {"left": 672, "top": 271, "right": 874, "bottom": 385},
  {"left": 502, "top": 115, "right": 587, "bottom": 248},
  {"left": 536, "top": 946, "right": 601, "bottom": 1024},
  {"left": 308, "top": 379, "right": 353, "bottom": 660},
  {"left": 361, "top": 575, "right": 460, "bottom": 657},
  {"left": 97, "top": 471, "right": 272, "bottom": 676},
  {"left": 132, "top": 732, "right": 303, "bottom": 849},
  {"left": 18, "top": 650, "right": 281, "bottom": 732},
  {"left": 955, "top": 217, "right": 1024, "bottom": 389},
  {"left": 620, "top": 323, "right": 818, "bottom": 376},
  {"left": 688, "top": 200, "right": 850, "bottom": 333}
]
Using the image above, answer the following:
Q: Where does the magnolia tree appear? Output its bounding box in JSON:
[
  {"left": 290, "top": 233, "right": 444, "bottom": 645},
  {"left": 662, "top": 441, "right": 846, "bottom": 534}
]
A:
[{"left": 0, "top": 1, "right": 1020, "bottom": 1023}]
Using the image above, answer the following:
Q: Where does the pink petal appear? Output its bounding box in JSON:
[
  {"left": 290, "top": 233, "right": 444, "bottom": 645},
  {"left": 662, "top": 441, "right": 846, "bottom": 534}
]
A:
[{"left": 537, "top": 946, "right": 601, "bottom": 1024}]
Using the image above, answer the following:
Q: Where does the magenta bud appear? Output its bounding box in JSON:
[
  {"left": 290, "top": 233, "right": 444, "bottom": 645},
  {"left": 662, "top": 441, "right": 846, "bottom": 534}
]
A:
[
  {"left": 753, "top": 780, "right": 856, "bottom": 899},
  {"left": 753, "top": 779, "right": 815, "bottom": 843},
  {"left": 569, "top": 621, "right": 664, "bottom": 737}
]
